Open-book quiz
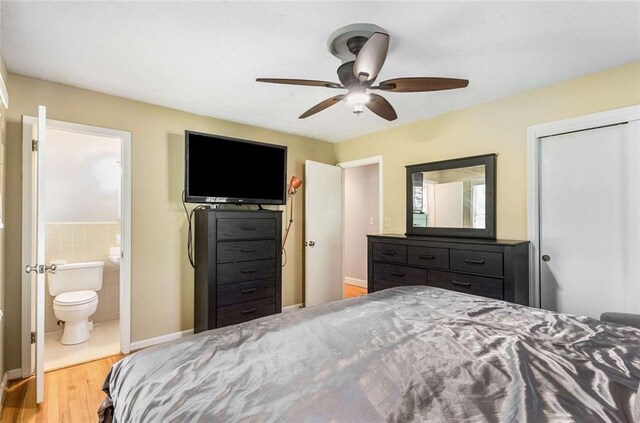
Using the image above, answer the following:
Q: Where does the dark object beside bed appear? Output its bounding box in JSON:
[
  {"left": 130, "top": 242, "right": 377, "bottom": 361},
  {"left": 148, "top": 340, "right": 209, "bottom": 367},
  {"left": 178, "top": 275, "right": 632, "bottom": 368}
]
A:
[
  {"left": 367, "top": 235, "right": 530, "bottom": 305},
  {"left": 601, "top": 312, "right": 640, "bottom": 329},
  {"left": 100, "top": 286, "right": 639, "bottom": 422}
]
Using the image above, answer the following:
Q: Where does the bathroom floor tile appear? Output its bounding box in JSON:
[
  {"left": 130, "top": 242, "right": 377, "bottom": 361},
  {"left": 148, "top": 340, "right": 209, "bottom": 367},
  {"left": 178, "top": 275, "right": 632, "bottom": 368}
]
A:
[{"left": 44, "top": 320, "right": 120, "bottom": 372}]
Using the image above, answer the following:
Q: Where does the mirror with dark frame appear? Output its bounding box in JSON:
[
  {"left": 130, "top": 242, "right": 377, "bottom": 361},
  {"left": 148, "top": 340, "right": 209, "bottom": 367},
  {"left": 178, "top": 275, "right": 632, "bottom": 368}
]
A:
[{"left": 406, "top": 154, "right": 496, "bottom": 239}]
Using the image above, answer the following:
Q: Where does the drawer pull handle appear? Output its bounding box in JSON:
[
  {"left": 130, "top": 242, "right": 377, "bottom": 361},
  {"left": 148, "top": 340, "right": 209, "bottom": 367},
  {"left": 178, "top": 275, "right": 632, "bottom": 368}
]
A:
[
  {"left": 241, "top": 288, "right": 257, "bottom": 294},
  {"left": 241, "top": 268, "right": 256, "bottom": 274},
  {"left": 241, "top": 308, "right": 257, "bottom": 315},
  {"left": 419, "top": 255, "right": 435, "bottom": 260},
  {"left": 382, "top": 251, "right": 396, "bottom": 256},
  {"left": 464, "top": 259, "right": 485, "bottom": 265},
  {"left": 452, "top": 280, "right": 471, "bottom": 287},
  {"left": 390, "top": 271, "right": 405, "bottom": 277},
  {"left": 240, "top": 226, "right": 256, "bottom": 231},
  {"left": 241, "top": 249, "right": 257, "bottom": 253}
]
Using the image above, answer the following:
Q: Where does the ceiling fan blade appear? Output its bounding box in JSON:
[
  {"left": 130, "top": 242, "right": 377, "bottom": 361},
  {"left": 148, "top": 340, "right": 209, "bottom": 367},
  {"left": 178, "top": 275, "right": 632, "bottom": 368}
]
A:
[
  {"left": 366, "top": 94, "right": 397, "bottom": 121},
  {"left": 376, "top": 77, "right": 469, "bottom": 93},
  {"left": 353, "top": 32, "right": 389, "bottom": 82},
  {"left": 256, "top": 78, "right": 343, "bottom": 89},
  {"left": 299, "top": 95, "right": 346, "bottom": 119}
]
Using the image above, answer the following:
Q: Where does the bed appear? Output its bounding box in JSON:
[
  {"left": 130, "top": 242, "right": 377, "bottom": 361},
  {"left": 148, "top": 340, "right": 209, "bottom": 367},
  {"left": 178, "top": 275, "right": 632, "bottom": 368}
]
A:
[{"left": 99, "top": 286, "right": 640, "bottom": 422}]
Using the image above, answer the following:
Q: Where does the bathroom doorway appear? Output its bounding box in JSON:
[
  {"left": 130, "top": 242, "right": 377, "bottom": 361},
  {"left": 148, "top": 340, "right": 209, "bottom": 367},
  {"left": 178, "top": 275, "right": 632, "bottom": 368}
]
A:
[{"left": 21, "top": 115, "right": 131, "bottom": 377}]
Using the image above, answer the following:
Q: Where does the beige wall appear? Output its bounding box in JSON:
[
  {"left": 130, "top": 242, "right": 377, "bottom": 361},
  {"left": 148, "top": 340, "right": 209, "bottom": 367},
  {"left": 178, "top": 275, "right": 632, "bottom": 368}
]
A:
[
  {"left": 335, "top": 62, "right": 640, "bottom": 240},
  {"left": 0, "top": 48, "right": 7, "bottom": 381},
  {"left": 3, "top": 74, "right": 335, "bottom": 370},
  {"left": 0, "top": 102, "right": 5, "bottom": 381}
]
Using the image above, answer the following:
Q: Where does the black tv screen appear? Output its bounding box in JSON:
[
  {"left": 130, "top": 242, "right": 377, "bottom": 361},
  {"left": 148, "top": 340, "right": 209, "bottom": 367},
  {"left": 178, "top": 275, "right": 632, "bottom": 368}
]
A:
[{"left": 185, "top": 131, "right": 287, "bottom": 204}]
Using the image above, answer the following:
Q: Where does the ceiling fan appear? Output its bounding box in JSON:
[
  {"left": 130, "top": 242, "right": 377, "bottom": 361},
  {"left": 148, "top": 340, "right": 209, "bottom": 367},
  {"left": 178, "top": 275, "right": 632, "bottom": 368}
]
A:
[{"left": 257, "top": 23, "right": 469, "bottom": 121}]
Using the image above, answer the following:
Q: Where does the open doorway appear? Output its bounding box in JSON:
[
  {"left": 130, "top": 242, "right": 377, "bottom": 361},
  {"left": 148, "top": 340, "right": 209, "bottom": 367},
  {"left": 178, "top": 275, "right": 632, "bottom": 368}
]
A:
[
  {"left": 339, "top": 156, "right": 382, "bottom": 299},
  {"left": 21, "top": 117, "right": 131, "bottom": 377}
]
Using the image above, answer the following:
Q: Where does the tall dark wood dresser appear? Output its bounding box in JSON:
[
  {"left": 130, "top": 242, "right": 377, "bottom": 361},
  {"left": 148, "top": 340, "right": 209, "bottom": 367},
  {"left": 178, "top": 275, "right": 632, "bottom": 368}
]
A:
[{"left": 194, "top": 209, "right": 282, "bottom": 333}]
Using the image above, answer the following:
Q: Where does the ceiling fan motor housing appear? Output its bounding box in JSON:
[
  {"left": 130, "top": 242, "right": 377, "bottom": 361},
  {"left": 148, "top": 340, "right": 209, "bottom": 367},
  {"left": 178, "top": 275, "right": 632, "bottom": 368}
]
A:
[{"left": 327, "top": 23, "right": 389, "bottom": 63}]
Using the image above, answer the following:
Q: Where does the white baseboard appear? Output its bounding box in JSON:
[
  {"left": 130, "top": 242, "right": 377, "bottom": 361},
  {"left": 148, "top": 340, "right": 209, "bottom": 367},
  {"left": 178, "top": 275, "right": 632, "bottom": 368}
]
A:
[
  {"left": 130, "top": 329, "right": 193, "bottom": 351},
  {"left": 130, "top": 306, "right": 305, "bottom": 352},
  {"left": 6, "top": 369, "right": 22, "bottom": 381},
  {"left": 0, "top": 372, "right": 8, "bottom": 409},
  {"left": 282, "top": 303, "right": 303, "bottom": 312},
  {"left": 345, "top": 277, "right": 367, "bottom": 288}
]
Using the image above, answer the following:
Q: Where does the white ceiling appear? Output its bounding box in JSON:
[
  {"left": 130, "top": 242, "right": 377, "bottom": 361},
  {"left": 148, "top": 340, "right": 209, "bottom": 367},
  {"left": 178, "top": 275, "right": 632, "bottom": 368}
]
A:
[{"left": 2, "top": 2, "right": 639, "bottom": 142}]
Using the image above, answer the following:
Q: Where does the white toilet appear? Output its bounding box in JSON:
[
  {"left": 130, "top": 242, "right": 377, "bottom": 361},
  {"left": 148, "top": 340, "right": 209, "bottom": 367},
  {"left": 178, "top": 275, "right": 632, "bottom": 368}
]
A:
[{"left": 48, "top": 260, "right": 104, "bottom": 345}]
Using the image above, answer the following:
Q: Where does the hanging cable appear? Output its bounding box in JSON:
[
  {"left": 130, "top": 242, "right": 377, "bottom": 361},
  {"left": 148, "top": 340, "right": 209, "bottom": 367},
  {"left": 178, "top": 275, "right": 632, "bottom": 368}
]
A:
[
  {"left": 281, "top": 194, "right": 294, "bottom": 268},
  {"left": 182, "top": 190, "right": 208, "bottom": 268}
]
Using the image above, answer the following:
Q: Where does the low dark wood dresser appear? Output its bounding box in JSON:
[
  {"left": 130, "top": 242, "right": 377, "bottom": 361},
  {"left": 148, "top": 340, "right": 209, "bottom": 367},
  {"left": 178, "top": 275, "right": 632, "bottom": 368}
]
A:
[
  {"left": 194, "top": 209, "right": 282, "bottom": 333},
  {"left": 367, "top": 235, "right": 530, "bottom": 305}
]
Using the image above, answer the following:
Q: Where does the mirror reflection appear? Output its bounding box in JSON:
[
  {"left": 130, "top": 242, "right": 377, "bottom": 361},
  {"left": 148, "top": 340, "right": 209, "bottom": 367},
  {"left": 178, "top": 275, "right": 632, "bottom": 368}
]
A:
[{"left": 411, "top": 165, "right": 486, "bottom": 229}]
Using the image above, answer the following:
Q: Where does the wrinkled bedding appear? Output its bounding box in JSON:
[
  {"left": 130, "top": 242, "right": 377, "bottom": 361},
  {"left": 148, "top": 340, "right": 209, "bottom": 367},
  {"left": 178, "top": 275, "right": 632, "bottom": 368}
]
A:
[{"left": 100, "top": 286, "right": 640, "bottom": 422}]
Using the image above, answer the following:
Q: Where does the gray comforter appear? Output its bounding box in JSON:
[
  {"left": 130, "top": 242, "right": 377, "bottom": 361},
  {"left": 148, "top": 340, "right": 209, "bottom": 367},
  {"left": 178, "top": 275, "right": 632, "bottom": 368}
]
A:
[{"left": 100, "top": 286, "right": 640, "bottom": 422}]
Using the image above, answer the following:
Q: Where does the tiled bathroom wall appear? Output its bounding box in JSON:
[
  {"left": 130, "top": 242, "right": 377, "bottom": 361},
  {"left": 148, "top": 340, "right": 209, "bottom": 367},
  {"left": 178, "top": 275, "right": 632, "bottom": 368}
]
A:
[{"left": 45, "top": 222, "right": 120, "bottom": 333}]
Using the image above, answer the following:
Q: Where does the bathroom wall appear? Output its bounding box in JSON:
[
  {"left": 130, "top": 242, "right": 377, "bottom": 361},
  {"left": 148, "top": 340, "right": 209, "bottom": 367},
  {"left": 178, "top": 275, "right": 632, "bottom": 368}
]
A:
[
  {"left": 46, "top": 129, "right": 121, "bottom": 222},
  {"left": 45, "top": 223, "right": 120, "bottom": 333}
]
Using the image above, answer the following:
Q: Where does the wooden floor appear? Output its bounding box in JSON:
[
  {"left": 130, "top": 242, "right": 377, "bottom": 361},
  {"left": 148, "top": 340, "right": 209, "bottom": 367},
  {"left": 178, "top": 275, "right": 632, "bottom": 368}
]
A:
[
  {"left": 1, "top": 355, "right": 124, "bottom": 423},
  {"left": 343, "top": 283, "right": 367, "bottom": 299}
]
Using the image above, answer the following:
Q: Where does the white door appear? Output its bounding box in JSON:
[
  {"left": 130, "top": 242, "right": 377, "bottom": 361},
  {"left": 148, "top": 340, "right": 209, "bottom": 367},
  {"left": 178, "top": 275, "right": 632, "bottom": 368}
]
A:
[
  {"left": 540, "top": 123, "right": 640, "bottom": 319},
  {"left": 305, "top": 160, "right": 342, "bottom": 307},
  {"left": 22, "top": 105, "right": 48, "bottom": 403}
]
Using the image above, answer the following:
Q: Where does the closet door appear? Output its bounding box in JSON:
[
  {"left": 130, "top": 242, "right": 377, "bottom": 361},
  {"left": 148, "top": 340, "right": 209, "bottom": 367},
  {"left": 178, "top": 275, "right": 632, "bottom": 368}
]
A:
[{"left": 539, "top": 123, "right": 639, "bottom": 319}]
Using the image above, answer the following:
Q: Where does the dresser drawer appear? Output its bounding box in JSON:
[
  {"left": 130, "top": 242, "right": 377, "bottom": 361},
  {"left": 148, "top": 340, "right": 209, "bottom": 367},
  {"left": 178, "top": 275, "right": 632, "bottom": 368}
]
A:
[
  {"left": 373, "top": 262, "right": 426, "bottom": 287},
  {"left": 217, "top": 278, "right": 276, "bottom": 306},
  {"left": 217, "top": 259, "right": 276, "bottom": 285},
  {"left": 217, "top": 240, "right": 275, "bottom": 263},
  {"left": 372, "top": 243, "right": 407, "bottom": 264},
  {"left": 373, "top": 279, "right": 408, "bottom": 292},
  {"left": 217, "top": 218, "right": 275, "bottom": 240},
  {"left": 429, "top": 270, "right": 503, "bottom": 300},
  {"left": 217, "top": 297, "right": 275, "bottom": 327},
  {"left": 450, "top": 250, "right": 503, "bottom": 277},
  {"left": 408, "top": 246, "right": 449, "bottom": 269}
]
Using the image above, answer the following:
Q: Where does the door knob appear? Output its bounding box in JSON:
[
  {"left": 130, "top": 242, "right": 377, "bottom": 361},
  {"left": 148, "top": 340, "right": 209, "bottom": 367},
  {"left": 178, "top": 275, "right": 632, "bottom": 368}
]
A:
[
  {"left": 25, "top": 264, "right": 57, "bottom": 274},
  {"left": 306, "top": 241, "right": 316, "bottom": 247},
  {"left": 542, "top": 255, "right": 551, "bottom": 262}
]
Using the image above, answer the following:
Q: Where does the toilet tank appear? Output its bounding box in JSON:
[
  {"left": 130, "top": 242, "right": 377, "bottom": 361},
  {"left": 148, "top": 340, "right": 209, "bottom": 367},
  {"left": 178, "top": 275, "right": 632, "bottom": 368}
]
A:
[{"left": 48, "top": 261, "right": 104, "bottom": 296}]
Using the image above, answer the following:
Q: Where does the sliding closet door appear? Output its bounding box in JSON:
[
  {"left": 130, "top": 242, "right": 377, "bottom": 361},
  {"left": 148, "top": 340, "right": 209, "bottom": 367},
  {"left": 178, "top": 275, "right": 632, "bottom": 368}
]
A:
[{"left": 539, "top": 123, "right": 639, "bottom": 319}]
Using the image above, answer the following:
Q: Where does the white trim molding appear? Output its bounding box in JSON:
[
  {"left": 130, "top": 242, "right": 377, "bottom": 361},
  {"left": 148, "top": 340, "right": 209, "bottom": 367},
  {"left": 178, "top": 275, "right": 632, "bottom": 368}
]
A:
[
  {"left": 0, "top": 372, "right": 8, "bottom": 409},
  {"left": 344, "top": 276, "right": 367, "bottom": 288},
  {"left": 337, "top": 155, "right": 384, "bottom": 234},
  {"left": 282, "top": 303, "right": 303, "bottom": 312},
  {"left": 0, "top": 72, "right": 9, "bottom": 109},
  {"left": 527, "top": 105, "right": 640, "bottom": 308},
  {"left": 130, "top": 329, "right": 194, "bottom": 352}
]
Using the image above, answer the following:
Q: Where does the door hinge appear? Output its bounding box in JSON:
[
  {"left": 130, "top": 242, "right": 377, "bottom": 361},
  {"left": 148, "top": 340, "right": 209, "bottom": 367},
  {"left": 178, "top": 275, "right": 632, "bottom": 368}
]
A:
[
  {"left": 31, "top": 332, "right": 36, "bottom": 344},
  {"left": 32, "top": 139, "right": 38, "bottom": 152}
]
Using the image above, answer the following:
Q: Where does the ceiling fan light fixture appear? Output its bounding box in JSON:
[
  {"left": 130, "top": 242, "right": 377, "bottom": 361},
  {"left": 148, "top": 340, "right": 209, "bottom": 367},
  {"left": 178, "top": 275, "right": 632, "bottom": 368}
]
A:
[
  {"left": 345, "top": 92, "right": 370, "bottom": 105},
  {"left": 345, "top": 91, "right": 369, "bottom": 115}
]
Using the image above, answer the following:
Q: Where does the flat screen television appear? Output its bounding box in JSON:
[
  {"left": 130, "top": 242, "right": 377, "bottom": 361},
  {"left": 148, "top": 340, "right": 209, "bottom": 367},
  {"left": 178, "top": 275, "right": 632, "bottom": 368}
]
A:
[{"left": 184, "top": 131, "right": 287, "bottom": 204}]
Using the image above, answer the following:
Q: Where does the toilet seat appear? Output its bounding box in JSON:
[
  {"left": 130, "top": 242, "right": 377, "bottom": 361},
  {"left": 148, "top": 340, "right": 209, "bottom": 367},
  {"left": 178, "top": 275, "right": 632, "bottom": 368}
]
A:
[{"left": 54, "top": 290, "right": 98, "bottom": 307}]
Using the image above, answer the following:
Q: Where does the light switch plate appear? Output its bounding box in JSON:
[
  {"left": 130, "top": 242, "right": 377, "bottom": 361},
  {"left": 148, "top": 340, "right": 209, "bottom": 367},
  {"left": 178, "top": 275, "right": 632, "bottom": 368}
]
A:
[{"left": 384, "top": 217, "right": 391, "bottom": 228}]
